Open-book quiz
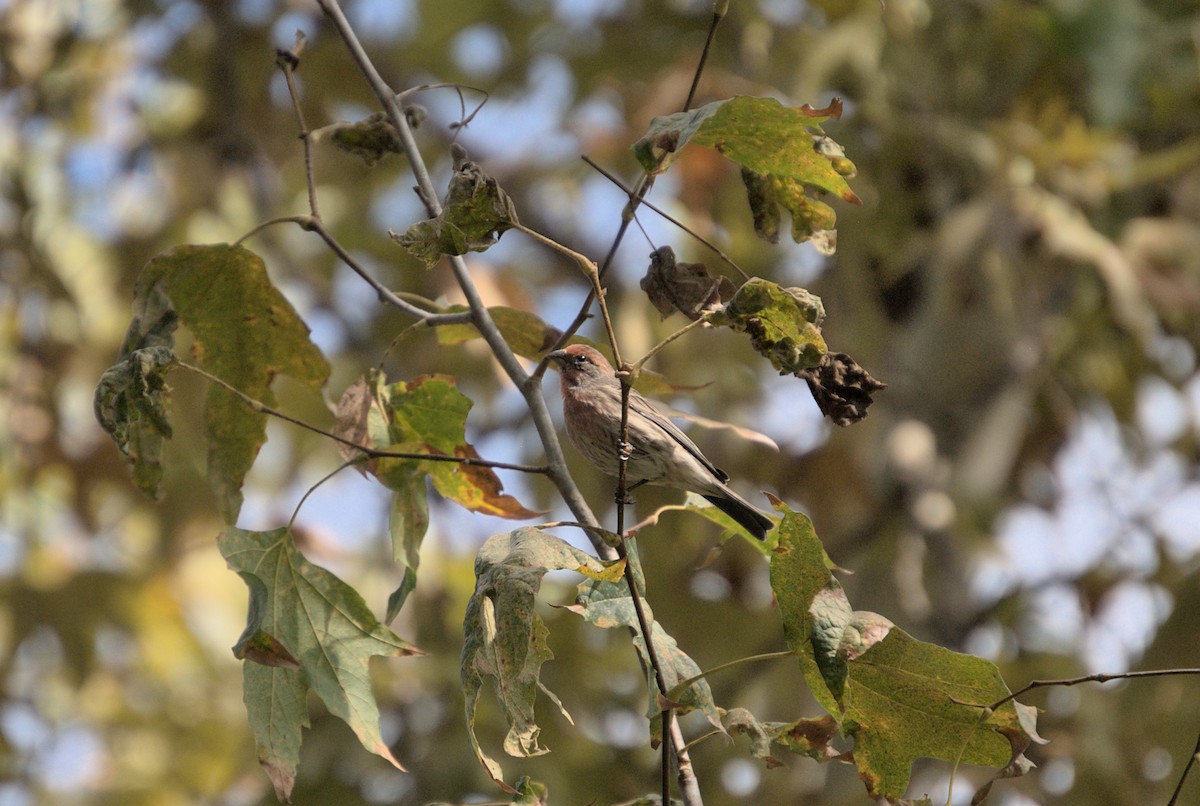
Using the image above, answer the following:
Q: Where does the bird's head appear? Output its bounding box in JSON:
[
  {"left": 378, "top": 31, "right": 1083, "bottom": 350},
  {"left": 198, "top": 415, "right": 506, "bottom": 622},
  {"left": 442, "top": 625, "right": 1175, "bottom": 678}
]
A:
[{"left": 545, "top": 344, "right": 611, "bottom": 384}]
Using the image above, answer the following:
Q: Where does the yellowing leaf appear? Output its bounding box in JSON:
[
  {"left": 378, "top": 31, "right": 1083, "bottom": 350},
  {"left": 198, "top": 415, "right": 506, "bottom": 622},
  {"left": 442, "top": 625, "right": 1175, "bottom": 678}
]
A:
[
  {"left": 350, "top": 371, "right": 539, "bottom": 519},
  {"left": 220, "top": 527, "right": 422, "bottom": 801},
  {"left": 632, "top": 96, "right": 860, "bottom": 248},
  {"left": 116, "top": 244, "right": 330, "bottom": 521}
]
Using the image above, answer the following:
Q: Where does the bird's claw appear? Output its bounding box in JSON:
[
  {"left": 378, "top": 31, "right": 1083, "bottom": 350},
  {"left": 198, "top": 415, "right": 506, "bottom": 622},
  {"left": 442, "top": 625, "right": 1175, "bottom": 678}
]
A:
[{"left": 619, "top": 441, "right": 634, "bottom": 460}]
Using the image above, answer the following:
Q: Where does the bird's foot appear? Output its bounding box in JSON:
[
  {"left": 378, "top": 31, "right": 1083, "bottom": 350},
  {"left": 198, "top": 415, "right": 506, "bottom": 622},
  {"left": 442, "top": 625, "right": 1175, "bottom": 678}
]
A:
[{"left": 618, "top": 440, "right": 634, "bottom": 460}]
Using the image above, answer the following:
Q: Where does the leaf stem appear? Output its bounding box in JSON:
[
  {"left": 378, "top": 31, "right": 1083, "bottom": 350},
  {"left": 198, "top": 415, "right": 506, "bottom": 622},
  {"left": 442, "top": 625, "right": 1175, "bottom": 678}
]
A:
[
  {"left": 667, "top": 650, "right": 795, "bottom": 698},
  {"left": 631, "top": 313, "right": 715, "bottom": 375},
  {"left": 287, "top": 458, "right": 360, "bottom": 531}
]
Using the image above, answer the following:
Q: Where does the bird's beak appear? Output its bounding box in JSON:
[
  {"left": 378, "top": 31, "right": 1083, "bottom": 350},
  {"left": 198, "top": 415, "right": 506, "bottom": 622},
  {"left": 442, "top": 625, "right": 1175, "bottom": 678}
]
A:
[{"left": 545, "top": 349, "right": 569, "bottom": 366}]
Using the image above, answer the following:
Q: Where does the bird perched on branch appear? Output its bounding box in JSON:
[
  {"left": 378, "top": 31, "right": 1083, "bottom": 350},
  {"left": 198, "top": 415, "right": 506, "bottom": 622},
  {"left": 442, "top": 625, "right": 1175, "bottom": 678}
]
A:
[{"left": 546, "top": 344, "right": 773, "bottom": 540}]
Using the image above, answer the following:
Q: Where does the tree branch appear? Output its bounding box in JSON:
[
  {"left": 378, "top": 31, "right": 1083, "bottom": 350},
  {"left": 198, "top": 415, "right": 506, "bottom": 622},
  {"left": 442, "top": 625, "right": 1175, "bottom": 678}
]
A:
[{"left": 314, "top": 0, "right": 609, "bottom": 562}]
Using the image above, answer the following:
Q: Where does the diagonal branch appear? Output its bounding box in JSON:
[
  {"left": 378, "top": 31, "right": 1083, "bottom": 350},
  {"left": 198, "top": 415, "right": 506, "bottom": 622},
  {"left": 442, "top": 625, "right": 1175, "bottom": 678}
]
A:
[{"left": 315, "top": 0, "right": 608, "bottom": 562}]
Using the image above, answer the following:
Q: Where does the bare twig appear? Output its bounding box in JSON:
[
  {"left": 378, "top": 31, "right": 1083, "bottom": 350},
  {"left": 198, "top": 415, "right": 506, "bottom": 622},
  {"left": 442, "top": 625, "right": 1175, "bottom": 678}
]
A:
[
  {"left": 512, "top": 223, "right": 622, "bottom": 371},
  {"left": 275, "top": 35, "right": 321, "bottom": 217},
  {"left": 582, "top": 155, "right": 749, "bottom": 280},
  {"left": 174, "top": 359, "right": 549, "bottom": 474},
  {"left": 262, "top": 40, "right": 471, "bottom": 326},
  {"left": 683, "top": 0, "right": 729, "bottom": 112},
  {"left": 394, "top": 82, "right": 490, "bottom": 131},
  {"left": 1168, "top": 728, "right": 1200, "bottom": 806},
  {"left": 954, "top": 667, "right": 1200, "bottom": 712},
  {"left": 553, "top": 0, "right": 728, "bottom": 361}
]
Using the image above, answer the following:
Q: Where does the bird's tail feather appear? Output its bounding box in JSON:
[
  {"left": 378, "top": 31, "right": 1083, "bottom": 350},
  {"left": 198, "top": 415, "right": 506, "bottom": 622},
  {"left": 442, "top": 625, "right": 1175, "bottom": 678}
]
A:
[{"left": 702, "top": 492, "right": 773, "bottom": 541}]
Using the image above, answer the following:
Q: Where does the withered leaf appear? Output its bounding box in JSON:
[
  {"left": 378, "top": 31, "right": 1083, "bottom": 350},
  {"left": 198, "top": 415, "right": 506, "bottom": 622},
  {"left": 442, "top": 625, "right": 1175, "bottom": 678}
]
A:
[
  {"left": 639, "top": 246, "right": 734, "bottom": 320},
  {"left": 799, "top": 352, "right": 887, "bottom": 426}
]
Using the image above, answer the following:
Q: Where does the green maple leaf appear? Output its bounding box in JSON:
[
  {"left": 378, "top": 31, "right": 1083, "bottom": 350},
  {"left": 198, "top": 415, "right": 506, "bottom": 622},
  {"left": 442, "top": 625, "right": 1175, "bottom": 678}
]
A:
[
  {"left": 769, "top": 504, "right": 1043, "bottom": 801},
  {"left": 220, "top": 527, "right": 422, "bottom": 802}
]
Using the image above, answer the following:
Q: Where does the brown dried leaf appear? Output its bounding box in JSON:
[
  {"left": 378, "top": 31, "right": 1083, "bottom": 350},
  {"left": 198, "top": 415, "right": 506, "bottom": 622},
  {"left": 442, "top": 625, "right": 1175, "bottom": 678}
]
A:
[
  {"left": 799, "top": 352, "right": 887, "bottom": 426},
  {"left": 332, "top": 376, "right": 375, "bottom": 469},
  {"left": 639, "top": 246, "right": 734, "bottom": 320}
]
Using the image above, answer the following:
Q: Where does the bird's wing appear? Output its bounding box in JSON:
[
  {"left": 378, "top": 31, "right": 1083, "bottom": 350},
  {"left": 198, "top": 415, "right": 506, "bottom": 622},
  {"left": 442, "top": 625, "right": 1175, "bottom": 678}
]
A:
[{"left": 627, "top": 391, "right": 730, "bottom": 482}]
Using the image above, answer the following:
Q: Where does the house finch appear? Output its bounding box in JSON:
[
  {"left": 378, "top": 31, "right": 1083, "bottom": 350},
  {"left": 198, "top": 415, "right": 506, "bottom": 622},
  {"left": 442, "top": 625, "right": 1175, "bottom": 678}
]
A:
[{"left": 547, "top": 344, "right": 773, "bottom": 540}]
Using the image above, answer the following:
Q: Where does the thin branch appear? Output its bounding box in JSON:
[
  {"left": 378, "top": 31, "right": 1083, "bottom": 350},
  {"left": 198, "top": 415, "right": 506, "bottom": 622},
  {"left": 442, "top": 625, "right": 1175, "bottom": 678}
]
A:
[
  {"left": 954, "top": 667, "right": 1200, "bottom": 712},
  {"left": 173, "top": 360, "right": 549, "bottom": 474},
  {"left": 553, "top": 0, "right": 726, "bottom": 361},
  {"left": 394, "top": 82, "right": 490, "bottom": 131},
  {"left": 306, "top": 217, "right": 474, "bottom": 325},
  {"left": 288, "top": 458, "right": 359, "bottom": 531},
  {"left": 683, "top": 0, "right": 729, "bottom": 112},
  {"left": 1168, "top": 728, "right": 1200, "bottom": 806},
  {"left": 631, "top": 313, "right": 715, "bottom": 374},
  {"left": 512, "top": 222, "right": 622, "bottom": 371},
  {"left": 582, "top": 155, "right": 749, "bottom": 280},
  {"left": 265, "top": 37, "right": 471, "bottom": 327},
  {"left": 275, "top": 34, "right": 320, "bottom": 217}
]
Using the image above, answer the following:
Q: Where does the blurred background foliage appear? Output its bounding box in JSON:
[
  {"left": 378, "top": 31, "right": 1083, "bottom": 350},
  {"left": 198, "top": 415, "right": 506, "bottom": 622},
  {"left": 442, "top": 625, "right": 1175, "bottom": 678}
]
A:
[{"left": 3, "top": 0, "right": 1200, "bottom": 803}]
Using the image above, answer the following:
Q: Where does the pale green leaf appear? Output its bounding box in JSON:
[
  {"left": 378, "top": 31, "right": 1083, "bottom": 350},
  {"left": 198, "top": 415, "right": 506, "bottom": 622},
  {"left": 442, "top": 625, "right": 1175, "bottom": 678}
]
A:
[
  {"left": 393, "top": 161, "right": 518, "bottom": 266},
  {"left": 462, "top": 528, "right": 614, "bottom": 787},
  {"left": 219, "top": 526, "right": 422, "bottom": 793},
  {"left": 570, "top": 571, "right": 721, "bottom": 730},
  {"left": 360, "top": 372, "right": 539, "bottom": 519}
]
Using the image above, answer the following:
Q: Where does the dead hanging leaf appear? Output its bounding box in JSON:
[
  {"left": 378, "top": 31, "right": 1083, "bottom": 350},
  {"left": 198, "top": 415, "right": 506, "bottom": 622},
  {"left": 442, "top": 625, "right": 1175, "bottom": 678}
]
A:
[
  {"left": 639, "top": 246, "right": 734, "bottom": 320},
  {"left": 798, "top": 352, "right": 887, "bottom": 426},
  {"left": 332, "top": 375, "right": 375, "bottom": 469}
]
